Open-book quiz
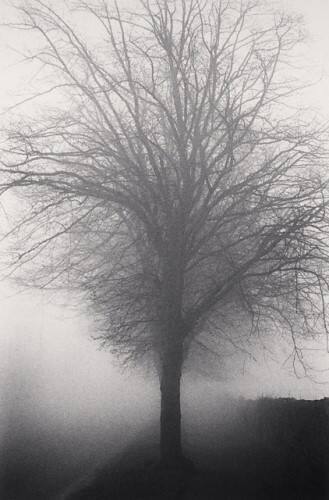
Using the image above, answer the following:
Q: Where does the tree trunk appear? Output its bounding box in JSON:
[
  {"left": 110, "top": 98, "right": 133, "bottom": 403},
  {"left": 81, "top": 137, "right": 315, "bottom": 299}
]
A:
[
  {"left": 159, "top": 217, "right": 186, "bottom": 466},
  {"left": 160, "top": 335, "right": 184, "bottom": 466}
]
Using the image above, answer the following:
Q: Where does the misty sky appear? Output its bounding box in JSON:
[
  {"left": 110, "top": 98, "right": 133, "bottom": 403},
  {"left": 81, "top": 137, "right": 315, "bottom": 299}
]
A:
[{"left": 1, "top": 0, "right": 329, "bottom": 455}]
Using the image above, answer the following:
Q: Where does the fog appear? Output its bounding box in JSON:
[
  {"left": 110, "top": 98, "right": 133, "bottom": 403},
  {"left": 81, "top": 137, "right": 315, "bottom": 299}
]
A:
[
  {"left": 1, "top": 0, "right": 329, "bottom": 498},
  {"left": 0, "top": 286, "right": 161, "bottom": 497},
  {"left": 1, "top": 282, "right": 328, "bottom": 497}
]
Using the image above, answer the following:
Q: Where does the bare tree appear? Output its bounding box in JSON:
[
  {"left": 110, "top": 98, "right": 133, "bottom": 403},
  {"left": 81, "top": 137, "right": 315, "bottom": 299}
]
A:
[{"left": 1, "top": 0, "right": 329, "bottom": 467}]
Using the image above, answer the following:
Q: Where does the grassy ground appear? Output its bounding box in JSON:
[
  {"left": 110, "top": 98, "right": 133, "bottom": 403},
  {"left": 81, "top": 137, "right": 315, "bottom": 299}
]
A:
[{"left": 2, "top": 397, "right": 329, "bottom": 499}]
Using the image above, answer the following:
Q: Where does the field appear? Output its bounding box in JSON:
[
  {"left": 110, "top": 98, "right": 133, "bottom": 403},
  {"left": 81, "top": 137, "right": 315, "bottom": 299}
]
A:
[{"left": 64, "top": 397, "right": 329, "bottom": 499}]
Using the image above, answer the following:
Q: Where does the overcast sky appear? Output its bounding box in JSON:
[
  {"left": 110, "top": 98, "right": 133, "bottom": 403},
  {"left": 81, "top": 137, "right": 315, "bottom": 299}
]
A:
[{"left": 1, "top": 0, "right": 329, "bottom": 446}]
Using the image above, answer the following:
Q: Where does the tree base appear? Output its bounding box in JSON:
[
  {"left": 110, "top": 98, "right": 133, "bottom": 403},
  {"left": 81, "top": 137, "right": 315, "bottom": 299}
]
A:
[{"left": 150, "top": 456, "right": 196, "bottom": 499}]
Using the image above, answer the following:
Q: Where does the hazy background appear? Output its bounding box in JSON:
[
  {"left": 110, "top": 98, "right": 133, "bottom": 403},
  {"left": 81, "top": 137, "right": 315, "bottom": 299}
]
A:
[{"left": 1, "top": 0, "right": 329, "bottom": 497}]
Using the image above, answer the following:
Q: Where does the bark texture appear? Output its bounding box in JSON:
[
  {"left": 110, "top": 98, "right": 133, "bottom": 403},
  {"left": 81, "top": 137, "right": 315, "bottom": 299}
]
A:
[{"left": 160, "top": 335, "right": 184, "bottom": 464}]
